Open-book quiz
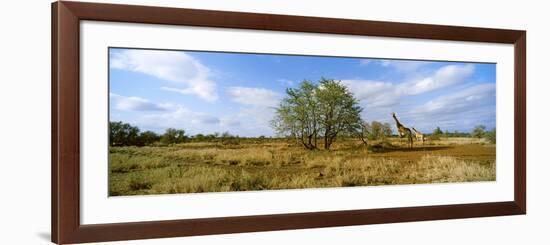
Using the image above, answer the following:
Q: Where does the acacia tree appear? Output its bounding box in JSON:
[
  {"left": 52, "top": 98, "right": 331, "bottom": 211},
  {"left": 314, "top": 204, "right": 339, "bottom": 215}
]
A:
[
  {"left": 139, "top": 131, "right": 160, "bottom": 146},
  {"left": 471, "top": 125, "right": 486, "bottom": 138},
  {"left": 484, "top": 128, "right": 496, "bottom": 143},
  {"left": 272, "top": 80, "right": 320, "bottom": 149},
  {"left": 362, "top": 121, "right": 392, "bottom": 141},
  {"left": 160, "top": 128, "right": 186, "bottom": 144},
  {"left": 272, "top": 78, "right": 363, "bottom": 150},
  {"left": 316, "top": 79, "right": 363, "bottom": 149},
  {"left": 109, "top": 121, "right": 140, "bottom": 146},
  {"left": 433, "top": 126, "right": 443, "bottom": 136}
]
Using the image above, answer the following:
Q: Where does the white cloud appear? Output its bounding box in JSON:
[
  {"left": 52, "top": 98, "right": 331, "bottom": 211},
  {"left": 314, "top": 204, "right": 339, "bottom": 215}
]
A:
[
  {"left": 277, "top": 79, "right": 294, "bottom": 86},
  {"left": 191, "top": 115, "right": 220, "bottom": 125},
  {"left": 400, "top": 64, "right": 474, "bottom": 95},
  {"left": 358, "top": 60, "right": 474, "bottom": 96},
  {"left": 110, "top": 93, "right": 169, "bottom": 111},
  {"left": 376, "top": 59, "right": 431, "bottom": 72},
  {"left": 343, "top": 64, "right": 475, "bottom": 109},
  {"left": 342, "top": 64, "right": 479, "bottom": 130},
  {"left": 109, "top": 93, "right": 231, "bottom": 134},
  {"left": 341, "top": 80, "right": 394, "bottom": 100},
  {"left": 359, "top": 59, "right": 371, "bottom": 66},
  {"left": 224, "top": 86, "right": 282, "bottom": 136},
  {"left": 133, "top": 105, "right": 271, "bottom": 136},
  {"left": 109, "top": 90, "right": 278, "bottom": 136},
  {"left": 227, "top": 86, "right": 281, "bottom": 107},
  {"left": 403, "top": 83, "right": 496, "bottom": 132},
  {"left": 129, "top": 104, "right": 228, "bottom": 134},
  {"left": 410, "top": 83, "right": 495, "bottom": 116},
  {"left": 341, "top": 80, "right": 399, "bottom": 109},
  {"left": 220, "top": 118, "right": 241, "bottom": 127},
  {"left": 159, "top": 86, "right": 211, "bottom": 98},
  {"left": 110, "top": 49, "right": 218, "bottom": 102},
  {"left": 235, "top": 106, "right": 277, "bottom": 136}
]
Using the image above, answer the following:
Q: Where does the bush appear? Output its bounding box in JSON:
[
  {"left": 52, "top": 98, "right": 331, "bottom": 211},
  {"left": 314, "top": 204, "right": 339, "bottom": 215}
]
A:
[
  {"left": 471, "top": 125, "right": 487, "bottom": 138},
  {"left": 433, "top": 126, "right": 443, "bottom": 136},
  {"left": 220, "top": 131, "right": 240, "bottom": 146},
  {"left": 110, "top": 121, "right": 140, "bottom": 146},
  {"left": 128, "top": 175, "right": 153, "bottom": 191},
  {"left": 429, "top": 135, "right": 440, "bottom": 141},
  {"left": 139, "top": 131, "right": 160, "bottom": 146},
  {"left": 484, "top": 128, "right": 496, "bottom": 143},
  {"left": 160, "top": 128, "right": 187, "bottom": 144},
  {"left": 363, "top": 121, "right": 392, "bottom": 140}
]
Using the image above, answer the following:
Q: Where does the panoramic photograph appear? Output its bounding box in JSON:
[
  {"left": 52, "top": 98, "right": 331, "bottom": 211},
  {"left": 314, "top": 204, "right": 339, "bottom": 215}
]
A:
[{"left": 108, "top": 47, "right": 496, "bottom": 196}]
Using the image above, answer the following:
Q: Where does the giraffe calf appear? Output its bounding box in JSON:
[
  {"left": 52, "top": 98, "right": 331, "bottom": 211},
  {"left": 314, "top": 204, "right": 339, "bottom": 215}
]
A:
[{"left": 412, "top": 127, "right": 425, "bottom": 143}]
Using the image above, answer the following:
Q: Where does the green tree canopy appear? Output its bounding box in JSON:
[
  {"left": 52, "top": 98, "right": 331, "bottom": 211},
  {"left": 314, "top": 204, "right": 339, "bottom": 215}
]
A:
[
  {"left": 160, "top": 128, "right": 187, "bottom": 145},
  {"left": 433, "top": 126, "right": 443, "bottom": 136},
  {"left": 362, "top": 121, "right": 393, "bottom": 141},
  {"left": 272, "top": 78, "right": 363, "bottom": 150},
  {"left": 109, "top": 121, "right": 140, "bottom": 146},
  {"left": 484, "top": 128, "right": 496, "bottom": 143},
  {"left": 471, "top": 125, "right": 486, "bottom": 138},
  {"left": 139, "top": 131, "right": 160, "bottom": 146}
]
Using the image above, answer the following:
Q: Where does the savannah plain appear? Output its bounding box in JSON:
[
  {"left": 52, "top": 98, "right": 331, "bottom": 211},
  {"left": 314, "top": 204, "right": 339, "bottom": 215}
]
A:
[
  {"left": 109, "top": 79, "right": 496, "bottom": 196},
  {"left": 109, "top": 136, "right": 495, "bottom": 196}
]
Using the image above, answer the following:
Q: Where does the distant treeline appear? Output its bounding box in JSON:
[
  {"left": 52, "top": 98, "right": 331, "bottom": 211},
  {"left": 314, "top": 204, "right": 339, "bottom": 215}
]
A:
[
  {"left": 110, "top": 121, "right": 259, "bottom": 146},
  {"left": 110, "top": 121, "right": 495, "bottom": 147},
  {"left": 429, "top": 125, "right": 496, "bottom": 143},
  {"left": 430, "top": 126, "right": 472, "bottom": 138}
]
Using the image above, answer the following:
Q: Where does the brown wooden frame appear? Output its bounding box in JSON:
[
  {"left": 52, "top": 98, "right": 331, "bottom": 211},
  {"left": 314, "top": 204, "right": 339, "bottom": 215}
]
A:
[{"left": 52, "top": 1, "right": 526, "bottom": 244}]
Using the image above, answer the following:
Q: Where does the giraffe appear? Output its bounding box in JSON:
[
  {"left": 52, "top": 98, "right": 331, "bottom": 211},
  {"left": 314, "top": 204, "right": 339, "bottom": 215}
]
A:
[
  {"left": 411, "top": 127, "right": 425, "bottom": 144},
  {"left": 391, "top": 112, "right": 413, "bottom": 148}
]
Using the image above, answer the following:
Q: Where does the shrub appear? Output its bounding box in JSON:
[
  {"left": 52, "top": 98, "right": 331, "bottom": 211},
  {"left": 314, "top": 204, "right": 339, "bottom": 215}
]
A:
[
  {"left": 139, "top": 131, "right": 160, "bottom": 146},
  {"left": 433, "top": 126, "right": 443, "bottom": 136},
  {"left": 110, "top": 121, "right": 140, "bottom": 146},
  {"left": 160, "top": 128, "right": 187, "bottom": 144},
  {"left": 471, "top": 125, "right": 486, "bottom": 138},
  {"left": 128, "top": 175, "right": 153, "bottom": 191},
  {"left": 484, "top": 128, "right": 496, "bottom": 143},
  {"left": 363, "top": 121, "right": 392, "bottom": 140}
]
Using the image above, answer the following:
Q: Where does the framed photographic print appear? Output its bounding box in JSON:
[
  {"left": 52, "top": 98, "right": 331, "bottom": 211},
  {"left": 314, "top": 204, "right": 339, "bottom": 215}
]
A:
[{"left": 52, "top": 1, "right": 526, "bottom": 244}]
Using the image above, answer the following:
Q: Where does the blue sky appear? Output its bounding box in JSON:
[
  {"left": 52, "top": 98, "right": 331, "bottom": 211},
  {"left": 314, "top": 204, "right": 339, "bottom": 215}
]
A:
[{"left": 109, "top": 48, "right": 496, "bottom": 137}]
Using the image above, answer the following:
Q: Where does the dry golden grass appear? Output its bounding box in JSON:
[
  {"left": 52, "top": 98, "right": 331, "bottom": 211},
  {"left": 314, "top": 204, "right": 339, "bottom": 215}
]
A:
[{"left": 109, "top": 137, "right": 496, "bottom": 196}]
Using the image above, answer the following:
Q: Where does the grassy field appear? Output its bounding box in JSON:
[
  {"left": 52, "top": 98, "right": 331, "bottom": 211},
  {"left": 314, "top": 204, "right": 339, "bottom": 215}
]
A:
[{"left": 109, "top": 137, "right": 496, "bottom": 196}]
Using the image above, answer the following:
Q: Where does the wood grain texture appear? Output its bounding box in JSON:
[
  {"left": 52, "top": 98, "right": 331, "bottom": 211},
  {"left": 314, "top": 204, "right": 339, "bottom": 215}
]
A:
[
  {"left": 514, "top": 33, "right": 527, "bottom": 213},
  {"left": 51, "top": 2, "right": 58, "bottom": 243},
  {"left": 52, "top": 1, "right": 81, "bottom": 243},
  {"left": 51, "top": 1, "right": 527, "bottom": 244},
  {"left": 61, "top": 1, "right": 524, "bottom": 43},
  {"left": 71, "top": 202, "right": 522, "bottom": 243}
]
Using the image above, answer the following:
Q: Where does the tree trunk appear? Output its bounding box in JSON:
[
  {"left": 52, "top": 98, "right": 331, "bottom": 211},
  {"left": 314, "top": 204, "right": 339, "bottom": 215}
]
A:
[{"left": 313, "top": 128, "right": 317, "bottom": 148}]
